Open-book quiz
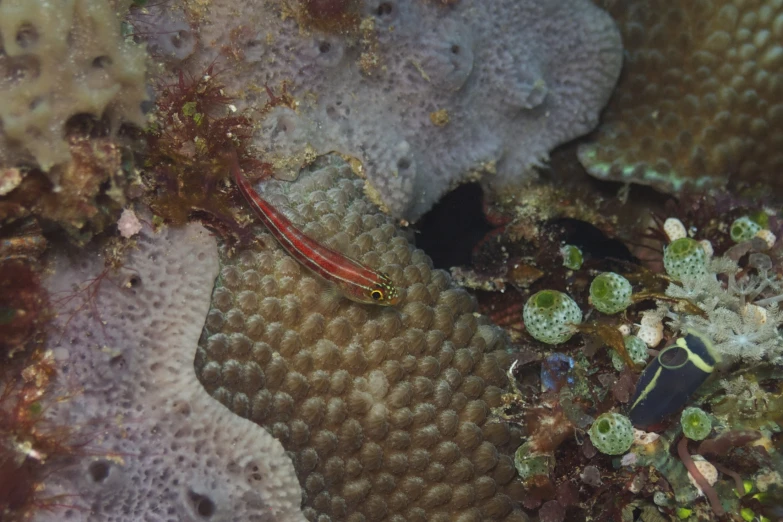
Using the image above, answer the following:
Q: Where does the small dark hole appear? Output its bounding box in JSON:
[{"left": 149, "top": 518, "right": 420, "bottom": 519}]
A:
[
  {"left": 171, "top": 30, "right": 189, "bottom": 49},
  {"left": 318, "top": 41, "right": 331, "bottom": 53},
  {"left": 15, "top": 23, "right": 38, "bottom": 49},
  {"left": 88, "top": 460, "right": 111, "bottom": 482},
  {"left": 397, "top": 158, "right": 411, "bottom": 170},
  {"left": 189, "top": 490, "right": 216, "bottom": 518},
  {"left": 376, "top": 2, "right": 393, "bottom": 16},
  {"left": 128, "top": 275, "right": 141, "bottom": 288},
  {"left": 451, "top": 44, "right": 460, "bottom": 54},
  {"left": 29, "top": 97, "right": 43, "bottom": 111},
  {"left": 92, "top": 55, "right": 112, "bottom": 68}
]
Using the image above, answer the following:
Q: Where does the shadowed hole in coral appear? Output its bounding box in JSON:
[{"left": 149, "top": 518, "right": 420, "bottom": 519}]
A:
[
  {"left": 451, "top": 44, "right": 460, "bottom": 54},
  {"left": 88, "top": 460, "right": 111, "bottom": 482},
  {"left": 318, "top": 41, "right": 331, "bottom": 53},
  {"left": 15, "top": 23, "right": 38, "bottom": 49},
  {"left": 376, "top": 2, "right": 393, "bottom": 16},
  {"left": 170, "top": 30, "right": 192, "bottom": 49},
  {"left": 188, "top": 489, "right": 216, "bottom": 518},
  {"left": 92, "top": 55, "right": 112, "bottom": 68},
  {"left": 63, "top": 113, "right": 111, "bottom": 139},
  {"left": 543, "top": 218, "right": 636, "bottom": 264},
  {"left": 413, "top": 182, "right": 493, "bottom": 269},
  {"left": 109, "top": 354, "right": 126, "bottom": 369},
  {"left": 397, "top": 158, "right": 411, "bottom": 170},
  {"left": 128, "top": 274, "right": 142, "bottom": 288}
]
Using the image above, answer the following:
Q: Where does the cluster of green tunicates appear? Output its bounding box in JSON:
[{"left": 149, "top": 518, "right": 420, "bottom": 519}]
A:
[
  {"left": 663, "top": 237, "right": 708, "bottom": 280},
  {"left": 680, "top": 407, "right": 712, "bottom": 441},
  {"left": 561, "top": 244, "right": 583, "bottom": 270},
  {"left": 523, "top": 290, "right": 582, "bottom": 344},
  {"left": 730, "top": 216, "right": 762, "bottom": 242},
  {"left": 588, "top": 412, "right": 634, "bottom": 455},
  {"left": 611, "top": 335, "right": 649, "bottom": 371},
  {"left": 590, "top": 272, "right": 633, "bottom": 314}
]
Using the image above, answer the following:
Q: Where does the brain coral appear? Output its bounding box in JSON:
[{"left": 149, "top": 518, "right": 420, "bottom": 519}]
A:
[
  {"left": 181, "top": 0, "right": 621, "bottom": 220},
  {"left": 580, "top": 0, "right": 783, "bottom": 192},
  {"left": 36, "top": 221, "right": 304, "bottom": 521},
  {"left": 0, "top": 0, "right": 147, "bottom": 179},
  {"left": 195, "top": 157, "right": 529, "bottom": 521}
]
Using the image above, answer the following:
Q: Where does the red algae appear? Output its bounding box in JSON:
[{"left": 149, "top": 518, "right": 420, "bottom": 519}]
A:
[{"left": 143, "top": 64, "right": 269, "bottom": 228}]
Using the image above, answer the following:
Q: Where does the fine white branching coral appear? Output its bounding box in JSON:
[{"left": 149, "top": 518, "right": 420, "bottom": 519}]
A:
[{"left": 664, "top": 257, "right": 783, "bottom": 363}]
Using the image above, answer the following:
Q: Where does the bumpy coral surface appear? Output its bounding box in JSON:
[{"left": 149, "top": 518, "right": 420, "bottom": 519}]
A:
[
  {"left": 180, "top": 0, "right": 621, "bottom": 220},
  {"left": 0, "top": 0, "right": 147, "bottom": 178},
  {"left": 36, "top": 221, "right": 304, "bottom": 522},
  {"left": 195, "top": 157, "right": 530, "bottom": 521},
  {"left": 581, "top": 0, "right": 783, "bottom": 192}
]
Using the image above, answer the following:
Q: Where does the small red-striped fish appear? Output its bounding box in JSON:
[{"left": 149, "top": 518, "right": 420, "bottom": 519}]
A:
[{"left": 231, "top": 160, "right": 400, "bottom": 306}]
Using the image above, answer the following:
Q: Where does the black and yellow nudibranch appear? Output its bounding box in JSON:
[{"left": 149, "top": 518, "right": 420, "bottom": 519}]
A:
[{"left": 628, "top": 329, "right": 720, "bottom": 427}]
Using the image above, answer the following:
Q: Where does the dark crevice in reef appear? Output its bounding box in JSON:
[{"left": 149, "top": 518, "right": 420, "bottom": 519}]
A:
[{"left": 413, "top": 182, "right": 494, "bottom": 269}]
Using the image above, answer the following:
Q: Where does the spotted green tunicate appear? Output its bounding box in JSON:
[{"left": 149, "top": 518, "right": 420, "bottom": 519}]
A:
[
  {"left": 730, "top": 216, "right": 762, "bottom": 242},
  {"left": 590, "top": 272, "right": 633, "bottom": 314},
  {"left": 513, "top": 442, "right": 554, "bottom": 486},
  {"left": 663, "top": 238, "right": 708, "bottom": 280},
  {"left": 523, "top": 290, "right": 582, "bottom": 344},
  {"left": 680, "top": 407, "right": 712, "bottom": 441},
  {"left": 589, "top": 412, "right": 634, "bottom": 455},
  {"left": 611, "top": 335, "right": 649, "bottom": 371},
  {"left": 561, "top": 244, "right": 583, "bottom": 270}
]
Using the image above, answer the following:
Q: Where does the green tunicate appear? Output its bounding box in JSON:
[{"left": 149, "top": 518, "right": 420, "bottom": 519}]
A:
[
  {"left": 590, "top": 272, "right": 633, "bottom": 314},
  {"left": 513, "top": 443, "right": 554, "bottom": 484},
  {"left": 588, "top": 412, "right": 634, "bottom": 455},
  {"left": 663, "top": 238, "right": 708, "bottom": 280},
  {"left": 561, "top": 244, "right": 583, "bottom": 270},
  {"left": 523, "top": 290, "right": 582, "bottom": 344},
  {"left": 612, "top": 335, "right": 649, "bottom": 371},
  {"left": 730, "top": 216, "right": 762, "bottom": 242},
  {"left": 680, "top": 407, "right": 712, "bottom": 441}
]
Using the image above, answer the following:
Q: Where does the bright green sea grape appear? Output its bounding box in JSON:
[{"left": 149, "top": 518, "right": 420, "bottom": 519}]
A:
[
  {"left": 590, "top": 272, "right": 633, "bottom": 314},
  {"left": 681, "top": 407, "right": 712, "bottom": 441},
  {"left": 589, "top": 412, "right": 634, "bottom": 455},
  {"left": 523, "top": 290, "right": 582, "bottom": 344},
  {"left": 663, "top": 238, "right": 708, "bottom": 280}
]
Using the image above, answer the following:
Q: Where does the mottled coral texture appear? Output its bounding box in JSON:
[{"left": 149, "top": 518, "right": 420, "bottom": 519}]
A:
[
  {"left": 581, "top": 0, "right": 783, "bottom": 192},
  {"left": 179, "top": 0, "right": 621, "bottom": 220},
  {"left": 0, "top": 0, "right": 147, "bottom": 180},
  {"left": 195, "top": 158, "right": 528, "bottom": 521},
  {"left": 37, "top": 221, "right": 304, "bottom": 522}
]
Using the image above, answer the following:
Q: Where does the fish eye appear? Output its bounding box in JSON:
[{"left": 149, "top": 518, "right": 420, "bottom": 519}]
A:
[{"left": 370, "top": 289, "right": 384, "bottom": 301}]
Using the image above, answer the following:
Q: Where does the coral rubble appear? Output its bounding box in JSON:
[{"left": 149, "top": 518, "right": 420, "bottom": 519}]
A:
[
  {"left": 30, "top": 220, "right": 304, "bottom": 521},
  {"left": 195, "top": 157, "right": 530, "bottom": 521},
  {"left": 173, "top": 0, "right": 622, "bottom": 220},
  {"left": 582, "top": 0, "right": 783, "bottom": 192}
]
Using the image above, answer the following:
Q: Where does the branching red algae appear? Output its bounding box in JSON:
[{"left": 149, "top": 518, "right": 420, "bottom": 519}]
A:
[{"left": 143, "top": 64, "right": 269, "bottom": 227}]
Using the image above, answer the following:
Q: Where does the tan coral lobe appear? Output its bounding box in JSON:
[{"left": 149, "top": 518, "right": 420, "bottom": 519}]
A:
[
  {"left": 196, "top": 157, "right": 529, "bottom": 521},
  {"left": 582, "top": 0, "right": 783, "bottom": 191}
]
